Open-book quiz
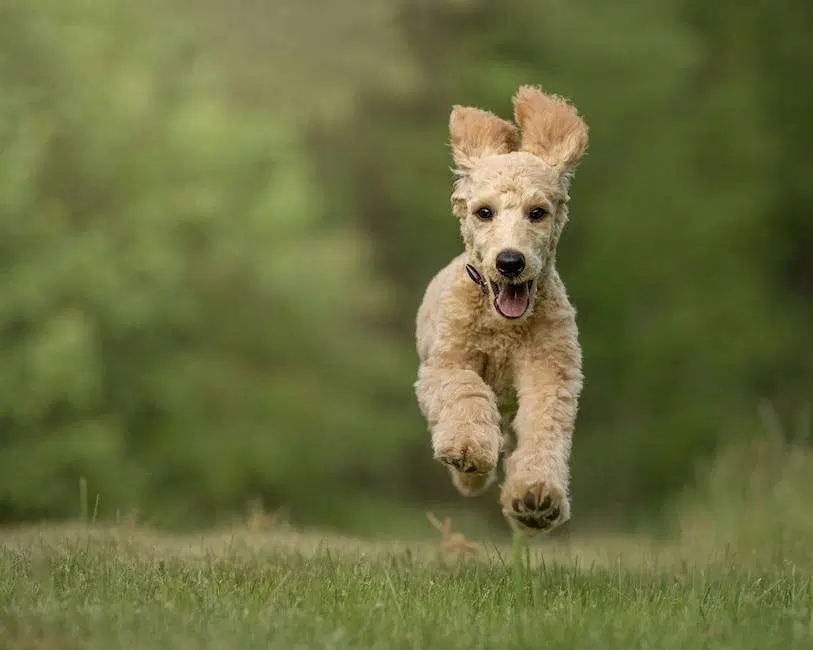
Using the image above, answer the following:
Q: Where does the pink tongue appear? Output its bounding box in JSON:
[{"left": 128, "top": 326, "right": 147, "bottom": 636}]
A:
[{"left": 496, "top": 283, "right": 530, "bottom": 318}]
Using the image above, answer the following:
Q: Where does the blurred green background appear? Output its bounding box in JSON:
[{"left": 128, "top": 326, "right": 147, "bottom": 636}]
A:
[{"left": 0, "top": 0, "right": 810, "bottom": 539}]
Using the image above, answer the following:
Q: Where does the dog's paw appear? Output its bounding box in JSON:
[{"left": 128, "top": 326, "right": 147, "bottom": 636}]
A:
[
  {"left": 432, "top": 423, "right": 501, "bottom": 492},
  {"left": 500, "top": 477, "right": 569, "bottom": 535},
  {"left": 449, "top": 466, "right": 496, "bottom": 497}
]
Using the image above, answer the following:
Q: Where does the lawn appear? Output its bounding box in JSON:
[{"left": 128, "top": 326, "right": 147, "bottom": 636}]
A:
[{"left": 1, "top": 519, "right": 811, "bottom": 650}]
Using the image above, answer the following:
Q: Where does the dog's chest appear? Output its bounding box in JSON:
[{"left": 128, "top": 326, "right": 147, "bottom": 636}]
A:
[{"left": 477, "top": 346, "right": 516, "bottom": 408}]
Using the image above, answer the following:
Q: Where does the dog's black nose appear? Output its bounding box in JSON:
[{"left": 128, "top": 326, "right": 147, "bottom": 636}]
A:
[{"left": 495, "top": 250, "right": 525, "bottom": 278}]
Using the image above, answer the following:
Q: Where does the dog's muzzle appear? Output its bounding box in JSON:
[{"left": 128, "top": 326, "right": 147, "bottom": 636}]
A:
[{"left": 466, "top": 263, "right": 532, "bottom": 319}]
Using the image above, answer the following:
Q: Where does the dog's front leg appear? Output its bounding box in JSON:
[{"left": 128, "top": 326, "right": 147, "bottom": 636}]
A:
[
  {"left": 500, "top": 320, "right": 583, "bottom": 534},
  {"left": 415, "top": 362, "right": 503, "bottom": 496}
]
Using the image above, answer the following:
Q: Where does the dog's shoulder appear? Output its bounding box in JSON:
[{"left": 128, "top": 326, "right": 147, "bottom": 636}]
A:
[{"left": 416, "top": 254, "right": 485, "bottom": 362}]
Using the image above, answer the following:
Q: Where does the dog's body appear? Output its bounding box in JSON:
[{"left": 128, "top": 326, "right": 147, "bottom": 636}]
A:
[{"left": 414, "top": 86, "right": 588, "bottom": 535}]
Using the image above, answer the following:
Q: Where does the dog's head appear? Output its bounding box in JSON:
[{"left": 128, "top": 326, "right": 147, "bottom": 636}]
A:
[{"left": 449, "top": 85, "right": 588, "bottom": 321}]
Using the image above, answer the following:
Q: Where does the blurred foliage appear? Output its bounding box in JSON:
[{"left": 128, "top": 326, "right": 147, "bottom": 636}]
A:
[
  {"left": 0, "top": 0, "right": 810, "bottom": 536},
  {"left": 675, "top": 406, "right": 813, "bottom": 568},
  {"left": 0, "top": 0, "right": 416, "bottom": 532}
]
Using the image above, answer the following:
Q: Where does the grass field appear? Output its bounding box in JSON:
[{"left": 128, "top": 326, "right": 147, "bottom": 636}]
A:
[
  {"left": 2, "top": 438, "right": 812, "bottom": 649},
  {"left": 1, "top": 518, "right": 811, "bottom": 650}
]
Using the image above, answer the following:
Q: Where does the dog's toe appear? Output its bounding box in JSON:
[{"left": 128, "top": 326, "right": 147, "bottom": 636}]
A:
[
  {"left": 501, "top": 479, "right": 569, "bottom": 536},
  {"left": 433, "top": 439, "right": 499, "bottom": 477}
]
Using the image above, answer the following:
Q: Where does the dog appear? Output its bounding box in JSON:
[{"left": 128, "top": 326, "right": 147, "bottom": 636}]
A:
[{"left": 414, "top": 85, "right": 589, "bottom": 535}]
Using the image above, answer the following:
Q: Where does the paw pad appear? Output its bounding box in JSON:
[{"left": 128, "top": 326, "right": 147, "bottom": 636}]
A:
[{"left": 502, "top": 481, "right": 568, "bottom": 533}]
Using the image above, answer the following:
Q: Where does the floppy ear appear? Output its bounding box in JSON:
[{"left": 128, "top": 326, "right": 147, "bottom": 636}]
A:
[
  {"left": 449, "top": 105, "right": 518, "bottom": 172},
  {"left": 512, "top": 85, "right": 588, "bottom": 176}
]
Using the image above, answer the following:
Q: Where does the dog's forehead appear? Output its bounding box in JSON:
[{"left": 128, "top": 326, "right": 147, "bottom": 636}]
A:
[{"left": 465, "top": 152, "right": 561, "bottom": 198}]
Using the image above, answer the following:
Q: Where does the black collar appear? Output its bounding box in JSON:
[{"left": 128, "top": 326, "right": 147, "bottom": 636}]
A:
[{"left": 465, "top": 264, "right": 488, "bottom": 294}]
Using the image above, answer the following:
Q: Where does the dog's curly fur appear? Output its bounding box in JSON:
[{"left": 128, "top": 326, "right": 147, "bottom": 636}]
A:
[{"left": 414, "top": 85, "right": 589, "bottom": 535}]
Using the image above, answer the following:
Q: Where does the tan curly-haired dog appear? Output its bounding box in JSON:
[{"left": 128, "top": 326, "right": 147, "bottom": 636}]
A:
[{"left": 414, "top": 85, "right": 588, "bottom": 535}]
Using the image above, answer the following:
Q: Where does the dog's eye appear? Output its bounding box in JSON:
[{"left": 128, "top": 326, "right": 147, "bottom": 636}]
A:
[
  {"left": 475, "top": 206, "right": 494, "bottom": 221},
  {"left": 528, "top": 207, "right": 549, "bottom": 222}
]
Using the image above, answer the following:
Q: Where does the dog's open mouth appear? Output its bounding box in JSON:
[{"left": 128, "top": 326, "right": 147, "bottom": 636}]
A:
[{"left": 490, "top": 280, "right": 533, "bottom": 319}]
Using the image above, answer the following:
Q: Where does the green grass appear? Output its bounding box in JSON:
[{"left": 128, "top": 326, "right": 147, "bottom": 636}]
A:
[
  {"left": 2, "top": 436, "right": 812, "bottom": 648},
  {"left": 1, "top": 523, "right": 811, "bottom": 649}
]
